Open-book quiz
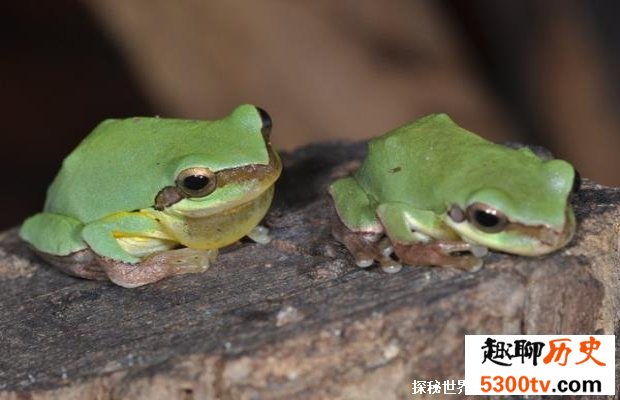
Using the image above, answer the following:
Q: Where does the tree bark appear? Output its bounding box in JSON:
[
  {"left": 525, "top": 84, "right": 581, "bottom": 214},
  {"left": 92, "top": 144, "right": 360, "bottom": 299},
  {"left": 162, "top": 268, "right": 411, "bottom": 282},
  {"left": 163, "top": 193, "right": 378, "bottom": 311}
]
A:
[{"left": 0, "top": 142, "right": 617, "bottom": 399}]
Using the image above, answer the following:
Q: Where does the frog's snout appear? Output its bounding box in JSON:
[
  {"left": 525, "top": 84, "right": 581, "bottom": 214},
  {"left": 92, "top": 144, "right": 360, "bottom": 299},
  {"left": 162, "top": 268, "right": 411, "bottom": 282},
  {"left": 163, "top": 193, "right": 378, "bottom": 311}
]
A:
[
  {"left": 538, "top": 212, "right": 575, "bottom": 252},
  {"left": 540, "top": 227, "right": 565, "bottom": 247}
]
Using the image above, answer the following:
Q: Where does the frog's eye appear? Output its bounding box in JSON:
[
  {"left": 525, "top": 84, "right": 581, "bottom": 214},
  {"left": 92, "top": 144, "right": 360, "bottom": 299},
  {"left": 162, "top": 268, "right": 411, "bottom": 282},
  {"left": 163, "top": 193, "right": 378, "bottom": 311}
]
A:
[
  {"left": 256, "top": 107, "right": 272, "bottom": 139},
  {"left": 176, "top": 167, "right": 217, "bottom": 198},
  {"left": 466, "top": 203, "right": 508, "bottom": 233}
]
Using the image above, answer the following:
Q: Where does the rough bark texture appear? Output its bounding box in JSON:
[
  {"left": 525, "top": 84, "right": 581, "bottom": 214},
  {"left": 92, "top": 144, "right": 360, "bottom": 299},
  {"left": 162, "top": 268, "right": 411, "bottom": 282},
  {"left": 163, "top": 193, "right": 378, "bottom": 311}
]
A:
[{"left": 0, "top": 142, "right": 618, "bottom": 400}]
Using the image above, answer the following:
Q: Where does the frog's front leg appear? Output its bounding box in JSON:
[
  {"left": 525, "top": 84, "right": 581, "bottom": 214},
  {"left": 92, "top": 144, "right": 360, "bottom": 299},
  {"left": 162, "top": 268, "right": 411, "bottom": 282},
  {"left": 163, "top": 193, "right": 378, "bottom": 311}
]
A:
[
  {"left": 82, "top": 212, "right": 216, "bottom": 288},
  {"left": 375, "top": 203, "right": 485, "bottom": 271}
]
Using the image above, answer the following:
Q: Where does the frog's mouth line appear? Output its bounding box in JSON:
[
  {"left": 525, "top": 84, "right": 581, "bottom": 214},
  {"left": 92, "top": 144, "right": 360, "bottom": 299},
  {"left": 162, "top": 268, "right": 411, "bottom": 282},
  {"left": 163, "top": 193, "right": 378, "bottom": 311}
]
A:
[
  {"left": 215, "top": 147, "right": 281, "bottom": 189},
  {"left": 503, "top": 207, "right": 575, "bottom": 252}
]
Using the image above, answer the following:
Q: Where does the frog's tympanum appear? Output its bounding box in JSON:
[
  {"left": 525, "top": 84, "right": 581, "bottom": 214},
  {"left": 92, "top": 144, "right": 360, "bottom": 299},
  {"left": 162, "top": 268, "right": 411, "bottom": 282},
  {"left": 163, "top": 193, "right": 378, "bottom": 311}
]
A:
[
  {"left": 329, "top": 114, "right": 577, "bottom": 273},
  {"left": 21, "top": 105, "right": 281, "bottom": 287}
]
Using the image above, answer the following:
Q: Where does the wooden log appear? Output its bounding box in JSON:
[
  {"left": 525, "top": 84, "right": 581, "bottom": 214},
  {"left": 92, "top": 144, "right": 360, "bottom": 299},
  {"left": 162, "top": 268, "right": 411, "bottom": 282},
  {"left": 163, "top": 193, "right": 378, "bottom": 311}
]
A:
[{"left": 0, "top": 142, "right": 617, "bottom": 399}]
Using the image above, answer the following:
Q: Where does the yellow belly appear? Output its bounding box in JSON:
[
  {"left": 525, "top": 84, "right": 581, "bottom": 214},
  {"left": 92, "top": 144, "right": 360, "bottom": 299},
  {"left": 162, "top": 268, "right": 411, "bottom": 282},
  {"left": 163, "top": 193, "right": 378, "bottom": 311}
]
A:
[{"left": 162, "top": 185, "right": 275, "bottom": 250}]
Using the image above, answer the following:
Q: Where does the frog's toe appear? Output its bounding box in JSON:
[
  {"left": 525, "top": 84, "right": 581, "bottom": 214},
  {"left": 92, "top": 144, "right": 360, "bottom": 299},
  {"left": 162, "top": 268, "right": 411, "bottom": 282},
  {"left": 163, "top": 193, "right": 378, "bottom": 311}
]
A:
[
  {"left": 380, "top": 258, "right": 402, "bottom": 273},
  {"left": 247, "top": 225, "right": 271, "bottom": 244},
  {"left": 378, "top": 238, "right": 395, "bottom": 257},
  {"left": 356, "top": 258, "right": 375, "bottom": 268},
  {"left": 470, "top": 245, "right": 489, "bottom": 257},
  {"left": 469, "top": 258, "right": 484, "bottom": 272},
  {"left": 468, "top": 257, "right": 484, "bottom": 272}
]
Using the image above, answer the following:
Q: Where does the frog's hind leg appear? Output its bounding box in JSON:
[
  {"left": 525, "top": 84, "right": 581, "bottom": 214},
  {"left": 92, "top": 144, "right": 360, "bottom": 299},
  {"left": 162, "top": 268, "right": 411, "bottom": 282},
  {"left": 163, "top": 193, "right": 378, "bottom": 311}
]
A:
[
  {"left": 330, "top": 206, "right": 402, "bottom": 272},
  {"left": 20, "top": 212, "right": 86, "bottom": 256},
  {"left": 331, "top": 211, "right": 378, "bottom": 266},
  {"left": 42, "top": 244, "right": 218, "bottom": 287},
  {"left": 81, "top": 212, "right": 218, "bottom": 287},
  {"left": 97, "top": 248, "right": 218, "bottom": 288},
  {"left": 20, "top": 212, "right": 108, "bottom": 280},
  {"left": 37, "top": 248, "right": 108, "bottom": 280},
  {"left": 329, "top": 177, "right": 397, "bottom": 270}
]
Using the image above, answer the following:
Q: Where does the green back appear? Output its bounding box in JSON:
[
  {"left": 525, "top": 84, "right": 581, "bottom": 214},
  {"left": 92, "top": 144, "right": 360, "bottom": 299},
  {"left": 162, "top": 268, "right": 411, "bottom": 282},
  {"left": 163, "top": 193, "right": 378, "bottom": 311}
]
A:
[
  {"left": 354, "top": 114, "right": 574, "bottom": 228},
  {"left": 45, "top": 104, "right": 269, "bottom": 222}
]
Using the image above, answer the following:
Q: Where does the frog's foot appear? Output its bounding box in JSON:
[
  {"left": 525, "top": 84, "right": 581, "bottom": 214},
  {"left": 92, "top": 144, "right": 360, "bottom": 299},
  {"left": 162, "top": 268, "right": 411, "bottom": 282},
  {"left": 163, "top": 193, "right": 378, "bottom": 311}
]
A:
[
  {"left": 246, "top": 225, "right": 271, "bottom": 244},
  {"left": 393, "top": 241, "right": 484, "bottom": 272},
  {"left": 376, "top": 238, "right": 402, "bottom": 273},
  {"left": 97, "top": 248, "right": 218, "bottom": 288},
  {"left": 338, "top": 230, "right": 381, "bottom": 268},
  {"left": 332, "top": 216, "right": 381, "bottom": 267},
  {"left": 331, "top": 218, "right": 402, "bottom": 272}
]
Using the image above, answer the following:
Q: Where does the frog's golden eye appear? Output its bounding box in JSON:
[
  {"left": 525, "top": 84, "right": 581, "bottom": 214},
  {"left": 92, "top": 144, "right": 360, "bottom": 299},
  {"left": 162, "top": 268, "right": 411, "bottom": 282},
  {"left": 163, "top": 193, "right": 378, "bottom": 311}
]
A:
[
  {"left": 256, "top": 106, "right": 272, "bottom": 139},
  {"left": 176, "top": 167, "right": 217, "bottom": 198},
  {"left": 466, "top": 203, "right": 508, "bottom": 233}
]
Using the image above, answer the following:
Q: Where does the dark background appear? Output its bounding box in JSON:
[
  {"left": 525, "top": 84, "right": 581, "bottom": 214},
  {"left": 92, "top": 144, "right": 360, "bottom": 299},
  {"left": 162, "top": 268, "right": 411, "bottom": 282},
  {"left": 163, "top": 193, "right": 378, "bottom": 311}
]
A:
[{"left": 3, "top": 0, "right": 620, "bottom": 229}]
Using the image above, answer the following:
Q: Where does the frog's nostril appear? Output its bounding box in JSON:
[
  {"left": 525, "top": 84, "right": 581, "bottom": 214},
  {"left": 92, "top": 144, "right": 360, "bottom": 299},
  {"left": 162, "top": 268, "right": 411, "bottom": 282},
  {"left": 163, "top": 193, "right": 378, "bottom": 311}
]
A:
[{"left": 448, "top": 204, "right": 466, "bottom": 222}]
